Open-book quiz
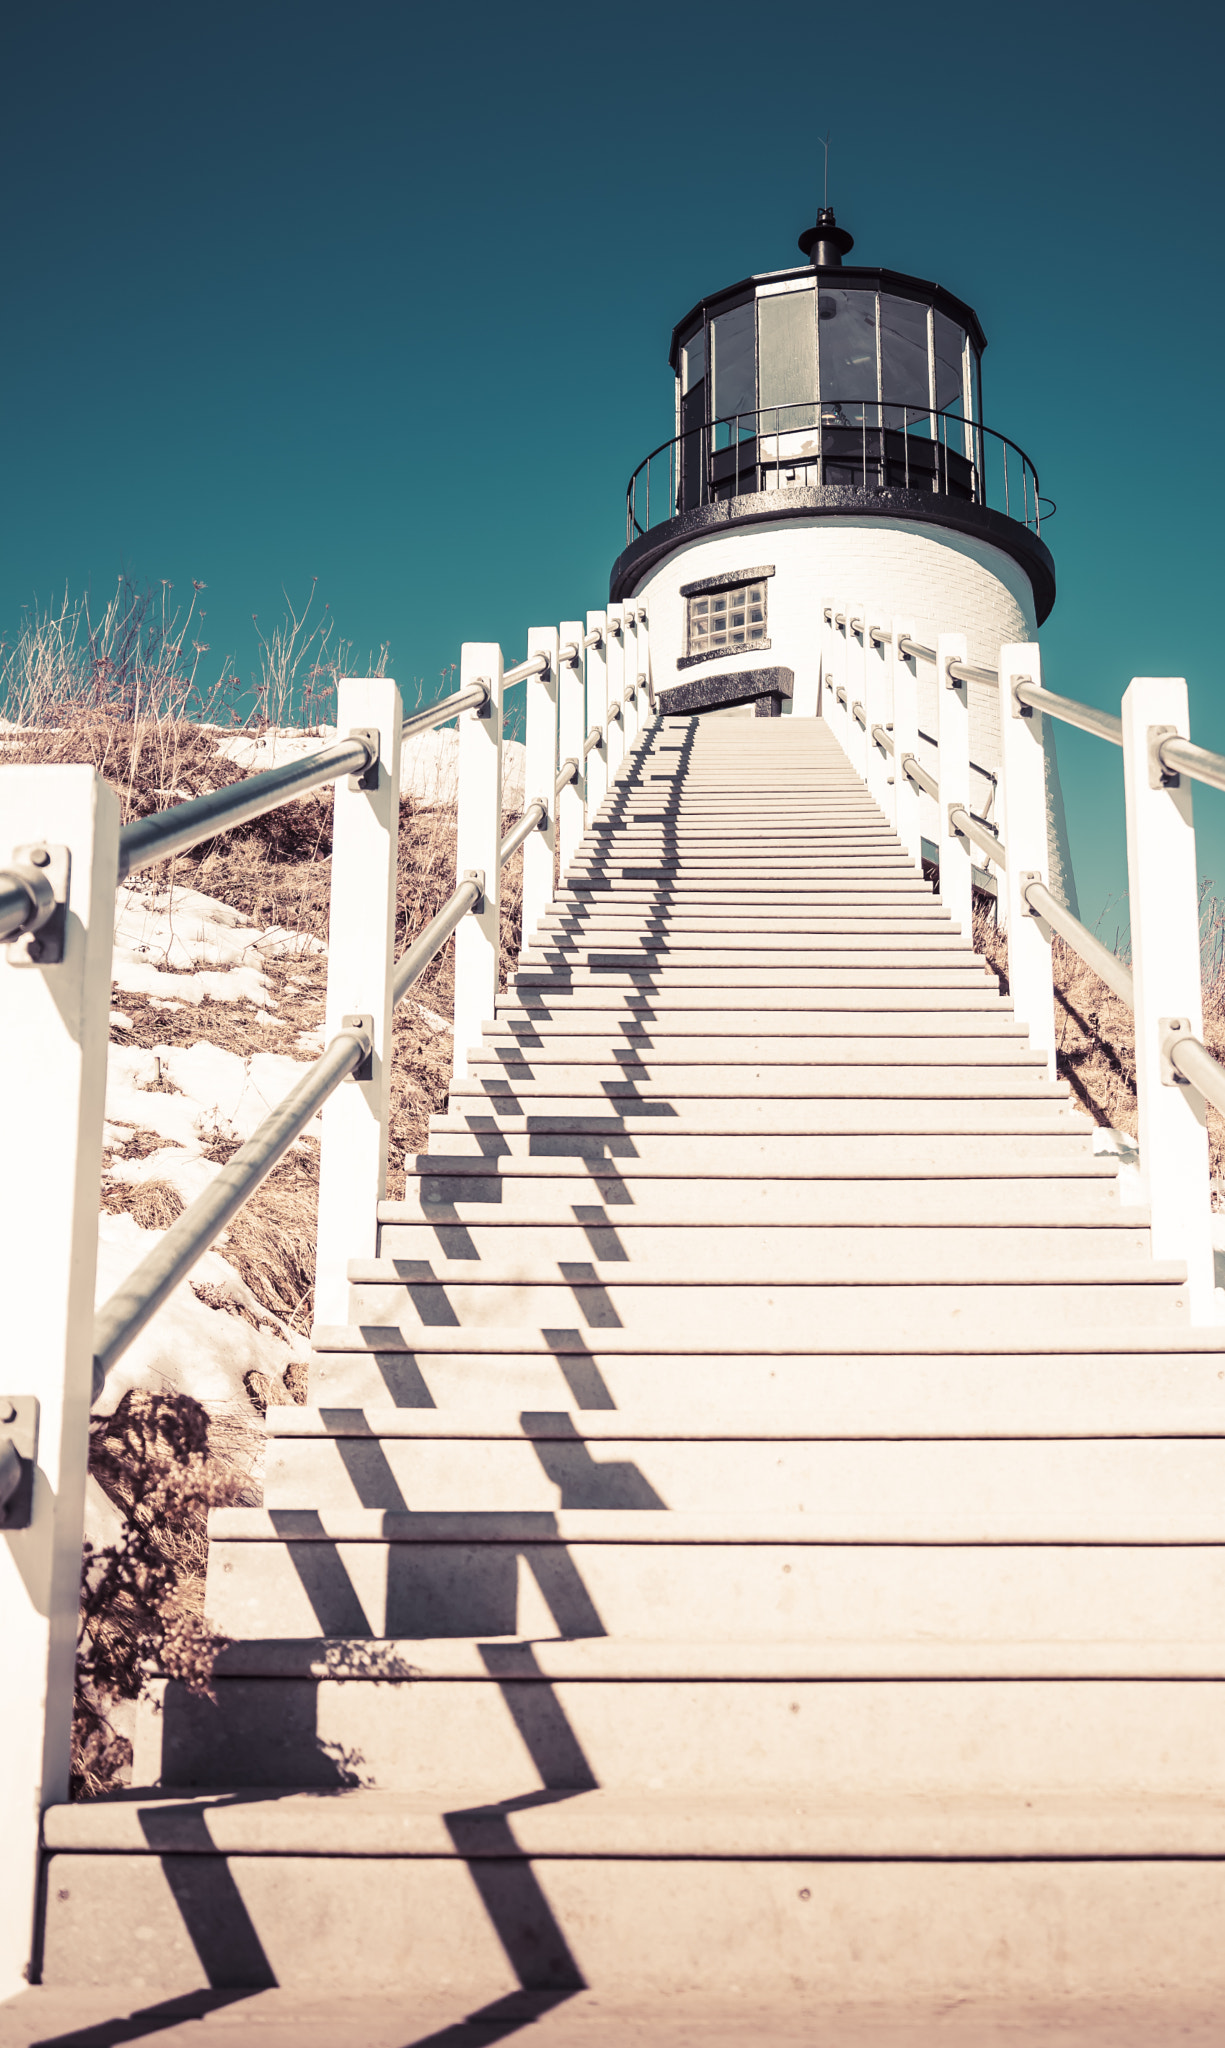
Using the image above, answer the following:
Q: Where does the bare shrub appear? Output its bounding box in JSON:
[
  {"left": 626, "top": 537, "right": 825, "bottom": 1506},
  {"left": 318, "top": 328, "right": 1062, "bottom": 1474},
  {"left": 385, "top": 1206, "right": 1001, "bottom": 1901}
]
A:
[{"left": 74, "top": 1391, "right": 255, "bottom": 1800}]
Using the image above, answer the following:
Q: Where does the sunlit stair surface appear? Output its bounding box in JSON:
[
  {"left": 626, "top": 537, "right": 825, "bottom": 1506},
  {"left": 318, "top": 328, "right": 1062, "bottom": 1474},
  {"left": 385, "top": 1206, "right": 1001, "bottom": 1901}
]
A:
[{"left": 38, "top": 715, "right": 1225, "bottom": 2026}]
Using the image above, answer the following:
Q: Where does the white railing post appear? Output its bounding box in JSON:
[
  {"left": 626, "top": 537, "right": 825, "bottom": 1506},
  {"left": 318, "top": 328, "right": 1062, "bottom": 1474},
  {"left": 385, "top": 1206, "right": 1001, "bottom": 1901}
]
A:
[
  {"left": 314, "top": 676, "right": 404, "bottom": 1326},
  {"left": 997, "top": 643, "right": 1056, "bottom": 1078},
  {"left": 453, "top": 642, "right": 503, "bottom": 1080},
  {"left": 0, "top": 765, "right": 119, "bottom": 1997},
  {"left": 605, "top": 604, "right": 626, "bottom": 781},
  {"left": 637, "top": 604, "right": 654, "bottom": 716},
  {"left": 521, "top": 627, "right": 560, "bottom": 954},
  {"left": 585, "top": 610, "right": 609, "bottom": 819},
  {"left": 557, "top": 620, "right": 586, "bottom": 873},
  {"left": 937, "top": 630, "right": 972, "bottom": 937},
  {"left": 892, "top": 617, "right": 922, "bottom": 872},
  {"left": 847, "top": 603, "right": 868, "bottom": 782},
  {"left": 864, "top": 621, "right": 889, "bottom": 814},
  {"left": 831, "top": 607, "right": 848, "bottom": 753},
  {"left": 1121, "top": 675, "right": 1216, "bottom": 1321},
  {"left": 622, "top": 608, "right": 640, "bottom": 751}
]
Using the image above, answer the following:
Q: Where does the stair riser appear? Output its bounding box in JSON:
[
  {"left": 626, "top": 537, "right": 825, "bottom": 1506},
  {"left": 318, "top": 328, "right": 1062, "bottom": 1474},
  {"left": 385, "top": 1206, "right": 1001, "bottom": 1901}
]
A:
[
  {"left": 205, "top": 1542, "right": 1225, "bottom": 1644},
  {"left": 41, "top": 1854, "right": 1225, "bottom": 2000},
  {"left": 139, "top": 1675, "right": 1225, "bottom": 1799},
  {"left": 421, "top": 1133, "right": 1102, "bottom": 1167},
  {"left": 450, "top": 1072, "right": 1056, "bottom": 1099},
  {"left": 262, "top": 1437, "right": 1225, "bottom": 1519},
  {"left": 468, "top": 1045, "right": 1045, "bottom": 1069},
  {"left": 345, "top": 1279, "right": 1187, "bottom": 1340},
  {"left": 305, "top": 1350, "right": 1225, "bottom": 1425}
]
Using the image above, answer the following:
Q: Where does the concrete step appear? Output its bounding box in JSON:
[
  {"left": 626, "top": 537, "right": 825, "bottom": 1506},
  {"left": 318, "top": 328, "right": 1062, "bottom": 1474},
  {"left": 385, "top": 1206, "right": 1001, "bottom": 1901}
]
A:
[
  {"left": 410, "top": 1133, "right": 1113, "bottom": 1173},
  {"left": 138, "top": 1661, "right": 1225, "bottom": 1801},
  {"left": 38, "top": 1790, "right": 1225, "bottom": 2003},
  {"left": 204, "top": 1512, "right": 1225, "bottom": 1641},
  {"left": 498, "top": 989, "right": 1011, "bottom": 1012},
  {"left": 303, "top": 1348, "right": 1225, "bottom": 1426},
  {"left": 384, "top": 1178, "right": 1137, "bottom": 1227},
  {"left": 450, "top": 1069, "right": 1059, "bottom": 1100},
  {"left": 354, "top": 1226, "right": 1155, "bottom": 1281},
  {"left": 262, "top": 1434, "right": 1225, "bottom": 1519},
  {"left": 512, "top": 968, "right": 993, "bottom": 987},
  {"left": 423, "top": 1120, "right": 1104, "bottom": 1161},
  {"left": 468, "top": 1040, "right": 1046, "bottom": 1068}
]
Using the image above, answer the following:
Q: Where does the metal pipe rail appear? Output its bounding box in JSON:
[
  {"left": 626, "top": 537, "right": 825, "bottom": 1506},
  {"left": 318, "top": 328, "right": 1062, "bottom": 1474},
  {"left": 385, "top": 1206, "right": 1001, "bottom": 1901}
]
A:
[
  {"left": 836, "top": 686, "right": 848, "bottom": 708},
  {"left": 1014, "top": 678, "right": 1123, "bottom": 747},
  {"left": 0, "top": 865, "right": 54, "bottom": 945},
  {"left": 499, "top": 798, "right": 547, "bottom": 867},
  {"left": 1168, "top": 1031, "right": 1225, "bottom": 1120},
  {"left": 949, "top": 803, "right": 1006, "bottom": 869},
  {"left": 852, "top": 702, "right": 867, "bottom": 730},
  {"left": 871, "top": 724, "right": 895, "bottom": 756},
  {"left": 869, "top": 627, "right": 892, "bottom": 648},
  {"left": 113, "top": 678, "right": 490, "bottom": 886},
  {"left": 946, "top": 658, "right": 1001, "bottom": 689},
  {"left": 1022, "top": 879, "right": 1135, "bottom": 1008},
  {"left": 556, "top": 757, "right": 579, "bottom": 794},
  {"left": 901, "top": 753, "right": 938, "bottom": 801},
  {"left": 94, "top": 861, "right": 491, "bottom": 1390},
  {"left": 897, "top": 635, "right": 937, "bottom": 666},
  {"left": 1154, "top": 734, "right": 1225, "bottom": 795},
  {"left": 583, "top": 628, "right": 603, "bottom": 650},
  {"left": 583, "top": 724, "right": 603, "bottom": 757},
  {"left": 503, "top": 651, "right": 551, "bottom": 688}
]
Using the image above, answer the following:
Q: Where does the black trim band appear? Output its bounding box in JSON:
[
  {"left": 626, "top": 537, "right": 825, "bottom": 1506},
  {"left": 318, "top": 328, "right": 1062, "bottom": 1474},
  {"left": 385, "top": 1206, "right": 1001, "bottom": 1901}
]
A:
[{"left": 678, "top": 563, "right": 775, "bottom": 599}]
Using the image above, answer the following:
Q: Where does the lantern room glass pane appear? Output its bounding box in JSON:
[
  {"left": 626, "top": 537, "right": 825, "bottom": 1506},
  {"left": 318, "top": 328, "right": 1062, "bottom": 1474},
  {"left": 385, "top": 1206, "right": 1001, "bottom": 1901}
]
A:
[
  {"left": 933, "top": 310, "right": 966, "bottom": 451},
  {"left": 758, "top": 289, "right": 816, "bottom": 430},
  {"left": 818, "top": 288, "right": 878, "bottom": 424},
  {"left": 681, "top": 328, "right": 705, "bottom": 394},
  {"left": 879, "top": 294, "right": 930, "bottom": 428},
  {"left": 710, "top": 302, "right": 756, "bottom": 427}
]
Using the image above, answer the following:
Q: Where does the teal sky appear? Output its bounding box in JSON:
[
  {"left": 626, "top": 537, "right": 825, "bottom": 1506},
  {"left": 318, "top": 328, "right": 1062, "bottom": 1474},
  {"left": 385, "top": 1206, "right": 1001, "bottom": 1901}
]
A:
[{"left": 2, "top": 0, "right": 1221, "bottom": 932}]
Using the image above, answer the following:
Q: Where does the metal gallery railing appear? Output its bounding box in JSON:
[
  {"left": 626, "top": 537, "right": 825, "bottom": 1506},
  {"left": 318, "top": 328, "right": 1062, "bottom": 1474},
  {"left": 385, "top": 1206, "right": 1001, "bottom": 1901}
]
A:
[
  {"left": 627, "top": 400, "right": 1048, "bottom": 543},
  {"left": 820, "top": 599, "right": 1225, "bottom": 1330},
  {"left": 0, "top": 595, "right": 655, "bottom": 1987}
]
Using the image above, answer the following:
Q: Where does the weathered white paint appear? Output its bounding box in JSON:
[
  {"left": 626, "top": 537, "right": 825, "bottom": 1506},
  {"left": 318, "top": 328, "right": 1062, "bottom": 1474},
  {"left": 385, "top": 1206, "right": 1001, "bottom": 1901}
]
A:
[
  {"left": 557, "top": 621, "right": 586, "bottom": 874},
  {"left": 452, "top": 644, "right": 502, "bottom": 1081},
  {"left": 314, "top": 679, "right": 404, "bottom": 1325},
  {"left": 0, "top": 767, "right": 119, "bottom": 1997},
  {"left": 997, "top": 643, "right": 1056, "bottom": 1077},
  {"left": 520, "top": 628, "right": 559, "bottom": 959},
  {"left": 1122, "top": 676, "right": 1216, "bottom": 1322},
  {"left": 937, "top": 632, "right": 971, "bottom": 938}
]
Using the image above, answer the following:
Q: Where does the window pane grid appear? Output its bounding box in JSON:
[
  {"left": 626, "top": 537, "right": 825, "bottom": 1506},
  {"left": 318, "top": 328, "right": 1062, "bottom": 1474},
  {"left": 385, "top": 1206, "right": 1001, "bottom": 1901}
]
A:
[{"left": 687, "top": 581, "right": 767, "bottom": 657}]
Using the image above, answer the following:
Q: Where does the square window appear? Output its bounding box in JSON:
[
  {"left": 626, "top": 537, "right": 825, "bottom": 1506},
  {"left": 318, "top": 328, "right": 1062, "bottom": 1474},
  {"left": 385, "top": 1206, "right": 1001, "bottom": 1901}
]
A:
[{"left": 685, "top": 579, "right": 769, "bottom": 659}]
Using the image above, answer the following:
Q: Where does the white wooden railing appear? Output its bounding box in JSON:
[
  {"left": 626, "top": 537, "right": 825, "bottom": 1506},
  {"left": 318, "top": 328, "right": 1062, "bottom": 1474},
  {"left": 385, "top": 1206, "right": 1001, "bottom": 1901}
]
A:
[
  {"left": 821, "top": 600, "right": 1225, "bottom": 1330},
  {"left": 0, "top": 598, "right": 652, "bottom": 1996}
]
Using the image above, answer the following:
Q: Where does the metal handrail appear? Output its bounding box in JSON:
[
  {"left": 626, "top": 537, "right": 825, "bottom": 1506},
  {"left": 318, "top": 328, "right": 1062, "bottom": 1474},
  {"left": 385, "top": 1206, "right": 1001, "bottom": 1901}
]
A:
[
  {"left": 1167, "top": 1032, "right": 1225, "bottom": 1119},
  {"left": 91, "top": 1021, "right": 371, "bottom": 1394},
  {"left": 503, "top": 652, "right": 551, "bottom": 688},
  {"left": 607, "top": 702, "right": 623, "bottom": 726},
  {"left": 901, "top": 754, "right": 938, "bottom": 801},
  {"left": 392, "top": 873, "right": 483, "bottom": 1005},
  {"left": 558, "top": 642, "right": 579, "bottom": 665},
  {"left": 499, "top": 798, "right": 547, "bottom": 866},
  {"left": 871, "top": 724, "right": 895, "bottom": 756},
  {"left": 1022, "top": 879, "right": 1135, "bottom": 1007},
  {"left": 946, "top": 658, "right": 1000, "bottom": 689},
  {"left": 834, "top": 613, "right": 847, "bottom": 628},
  {"left": 0, "top": 867, "right": 53, "bottom": 945},
  {"left": 869, "top": 627, "right": 892, "bottom": 648},
  {"left": 583, "top": 628, "right": 603, "bottom": 650},
  {"left": 114, "top": 679, "right": 490, "bottom": 885},
  {"left": 836, "top": 686, "right": 848, "bottom": 707},
  {"left": 556, "top": 757, "right": 579, "bottom": 793},
  {"left": 897, "top": 635, "right": 937, "bottom": 666},
  {"left": 1013, "top": 678, "right": 1122, "bottom": 747},
  {"left": 852, "top": 701, "right": 867, "bottom": 730},
  {"left": 1155, "top": 734, "right": 1225, "bottom": 795},
  {"left": 583, "top": 724, "right": 603, "bottom": 757},
  {"left": 949, "top": 804, "right": 1006, "bottom": 868}
]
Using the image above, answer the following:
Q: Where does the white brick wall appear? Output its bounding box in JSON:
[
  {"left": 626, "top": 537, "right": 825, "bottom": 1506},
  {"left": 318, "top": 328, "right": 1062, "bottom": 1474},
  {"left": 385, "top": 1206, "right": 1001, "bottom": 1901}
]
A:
[{"left": 634, "top": 515, "right": 1077, "bottom": 912}]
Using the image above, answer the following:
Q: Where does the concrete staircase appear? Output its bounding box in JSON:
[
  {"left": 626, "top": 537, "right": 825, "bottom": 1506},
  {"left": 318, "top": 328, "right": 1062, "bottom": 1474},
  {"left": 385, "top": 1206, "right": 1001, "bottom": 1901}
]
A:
[{"left": 39, "top": 716, "right": 1225, "bottom": 2021}]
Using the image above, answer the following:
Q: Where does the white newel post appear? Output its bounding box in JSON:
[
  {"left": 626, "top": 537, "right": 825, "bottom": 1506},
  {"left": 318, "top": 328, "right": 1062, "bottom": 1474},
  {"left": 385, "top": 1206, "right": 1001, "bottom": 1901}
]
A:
[
  {"left": 452, "top": 642, "right": 503, "bottom": 1080},
  {"left": 848, "top": 604, "right": 868, "bottom": 782},
  {"left": 637, "top": 605, "right": 654, "bottom": 716},
  {"left": 605, "top": 604, "right": 626, "bottom": 781},
  {"left": 821, "top": 607, "right": 836, "bottom": 723},
  {"left": 314, "top": 677, "right": 404, "bottom": 1326},
  {"left": 585, "top": 611, "right": 609, "bottom": 817},
  {"left": 832, "top": 609, "right": 848, "bottom": 754},
  {"left": 997, "top": 644, "right": 1056, "bottom": 1078},
  {"left": 1121, "top": 675, "right": 1216, "bottom": 1321},
  {"left": 892, "top": 617, "right": 922, "bottom": 872},
  {"left": 557, "top": 620, "right": 586, "bottom": 873},
  {"left": 622, "top": 609, "right": 640, "bottom": 751},
  {"left": 521, "top": 628, "right": 560, "bottom": 955},
  {"left": 864, "top": 621, "right": 889, "bottom": 814},
  {"left": 0, "top": 766, "right": 119, "bottom": 1997},
  {"left": 937, "top": 631, "right": 972, "bottom": 937}
]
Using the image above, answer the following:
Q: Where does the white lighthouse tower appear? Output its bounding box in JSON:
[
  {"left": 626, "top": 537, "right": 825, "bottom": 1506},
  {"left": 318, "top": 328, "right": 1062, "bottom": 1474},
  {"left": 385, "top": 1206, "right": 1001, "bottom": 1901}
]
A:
[{"left": 611, "top": 205, "right": 1077, "bottom": 909}]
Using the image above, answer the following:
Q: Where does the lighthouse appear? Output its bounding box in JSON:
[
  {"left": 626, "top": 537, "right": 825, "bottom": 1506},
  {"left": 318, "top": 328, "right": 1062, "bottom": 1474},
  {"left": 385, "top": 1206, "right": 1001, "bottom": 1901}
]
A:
[{"left": 610, "top": 206, "right": 1077, "bottom": 909}]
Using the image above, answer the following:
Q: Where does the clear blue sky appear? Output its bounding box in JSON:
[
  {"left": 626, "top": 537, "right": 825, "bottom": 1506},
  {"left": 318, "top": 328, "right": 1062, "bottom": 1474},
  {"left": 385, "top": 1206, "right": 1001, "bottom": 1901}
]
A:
[{"left": 2, "top": 0, "right": 1221, "bottom": 930}]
